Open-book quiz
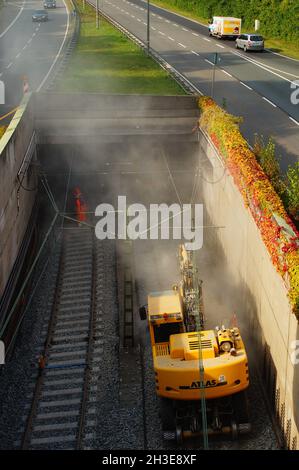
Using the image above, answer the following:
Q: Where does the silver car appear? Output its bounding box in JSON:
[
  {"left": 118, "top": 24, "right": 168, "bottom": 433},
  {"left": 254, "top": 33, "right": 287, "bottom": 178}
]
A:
[{"left": 236, "top": 34, "right": 264, "bottom": 52}]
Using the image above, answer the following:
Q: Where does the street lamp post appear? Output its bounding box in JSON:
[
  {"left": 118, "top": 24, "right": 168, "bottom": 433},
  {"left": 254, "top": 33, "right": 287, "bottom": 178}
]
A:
[
  {"left": 147, "top": 0, "right": 150, "bottom": 53},
  {"left": 211, "top": 52, "right": 218, "bottom": 98}
]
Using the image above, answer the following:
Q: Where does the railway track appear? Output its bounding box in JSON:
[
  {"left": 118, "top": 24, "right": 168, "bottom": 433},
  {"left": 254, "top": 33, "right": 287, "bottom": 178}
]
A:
[{"left": 18, "top": 227, "right": 104, "bottom": 450}]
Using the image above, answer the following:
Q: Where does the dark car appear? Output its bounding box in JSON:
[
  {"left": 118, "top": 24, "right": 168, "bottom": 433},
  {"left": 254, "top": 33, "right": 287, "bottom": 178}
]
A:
[
  {"left": 32, "top": 10, "right": 49, "bottom": 21},
  {"left": 44, "top": 0, "right": 56, "bottom": 8}
]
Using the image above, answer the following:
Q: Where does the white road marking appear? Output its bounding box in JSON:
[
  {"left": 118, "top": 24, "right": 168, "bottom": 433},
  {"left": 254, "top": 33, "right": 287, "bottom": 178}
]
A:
[
  {"left": 131, "top": 15, "right": 135, "bottom": 18},
  {"left": 182, "top": 27, "right": 188, "bottom": 32},
  {"left": 165, "top": 20, "right": 170, "bottom": 23},
  {"left": 159, "top": 31, "right": 165, "bottom": 36},
  {"left": 203, "top": 38, "right": 211, "bottom": 42},
  {"left": 216, "top": 44, "right": 225, "bottom": 49},
  {"left": 137, "top": 18, "right": 141, "bottom": 22},
  {"left": 192, "top": 32, "right": 199, "bottom": 37},
  {"left": 233, "top": 50, "right": 297, "bottom": 83},
  {"left": 178, "top": 43, "right": 186, "bottom": 48},
  {"left": 0, "top": 0, "right": 25, "bottom": 39},
  {"left": 16, "top": 52, "right": 21, "bottom": 59},
  {"left": 33, "top": 32, "right": 36, "bottom": 37},
  {"left": 262, "top": 97, "right": 277, "bottom": 107},
  {"left": 143, "top": 22, "right": 147, "bottom": 25},
  {"left": 191, "top": 50, "right": 199, "bottom": 56},
  {"left": 289, "top": 117, "right": 299, "bottom": 126},
  {"left": 205, "top": 59, "right": 214, "bottom": 66},
  {"left": 139, "top": 0, "right": 208, "bottom": 28},
  {"left": 27, "top": 38, "right": 32, "bottom": 44},
  {"left": 6, "top": 62, "right": 13, "bottom": 69},
  {"left": 221, "top": 70, "right": 232, "bottom": 77},
  {"left": 168, "top": 36, "right": 174, "bottom": 41},
  {"left": 173, "top": 23, "right": 178, "bottom": 27},
  {"left": 151, "top": 26, "right": 156, "bottom": 31},
  {"left": 23, "top": 45, "right": 27, "bottom": 50},
  {"left": 240, "top": 82, "right": 253, "bottom": 91}
]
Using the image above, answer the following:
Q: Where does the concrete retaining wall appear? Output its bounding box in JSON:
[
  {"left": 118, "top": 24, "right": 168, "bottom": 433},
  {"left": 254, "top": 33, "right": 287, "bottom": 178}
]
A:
[
  {"left": 0, "top": 95, "right": 37, "bottom": 298},
  {"left": 33, "top": 93, "right": 199, "bottom": 144},
  {"left": 198, "top": 129, "right": 299, "bottom": 449}
]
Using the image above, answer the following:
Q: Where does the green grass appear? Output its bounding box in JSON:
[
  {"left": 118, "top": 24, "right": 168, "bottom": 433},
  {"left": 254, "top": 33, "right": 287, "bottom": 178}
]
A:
[
  {"left": 55, "top": 1, "right": 185, "bottom": 95},
  {"left": 151, "top": 0, "right": 299, "bottom": 60},
  {"left": 261, "top": 38, "right": 299, "bottom": 61}
]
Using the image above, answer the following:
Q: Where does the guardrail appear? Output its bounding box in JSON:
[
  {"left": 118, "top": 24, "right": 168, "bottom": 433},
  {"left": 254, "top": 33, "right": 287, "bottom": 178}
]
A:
[{"left": 85, "top": 0, "right": 201, "bottom": 96}]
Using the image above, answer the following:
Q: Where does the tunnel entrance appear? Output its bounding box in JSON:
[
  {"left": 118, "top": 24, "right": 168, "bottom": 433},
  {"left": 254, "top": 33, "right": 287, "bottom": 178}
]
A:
[{"left": 36, "top": 130, "right": 278, "bottom": 449}]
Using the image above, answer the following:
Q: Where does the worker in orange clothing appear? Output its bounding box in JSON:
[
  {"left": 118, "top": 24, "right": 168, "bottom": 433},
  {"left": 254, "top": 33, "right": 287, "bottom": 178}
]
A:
[
  {"left": 38, "top": 354, "right": 46, "bottom": 377},
  {"left": 73, "top": 187, "right": 88, "bottom": 224}
]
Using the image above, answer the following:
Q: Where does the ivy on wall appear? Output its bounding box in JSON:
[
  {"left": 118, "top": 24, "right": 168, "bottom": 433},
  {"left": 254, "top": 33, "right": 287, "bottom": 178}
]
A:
[{"left": 198, "top": 96, "right": 299, "bottom": 319}]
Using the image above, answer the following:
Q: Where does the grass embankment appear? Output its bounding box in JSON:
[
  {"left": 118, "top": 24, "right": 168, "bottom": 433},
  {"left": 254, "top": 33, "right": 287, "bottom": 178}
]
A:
[
  {"left": 151, "top": 0, "right": 299, "bottom": 60},
  {"left": 263, "top": 38, "right": 299, "bottom": 61},
  {"left": 55, "top": 1, "right": 184, "bottom": 94}
]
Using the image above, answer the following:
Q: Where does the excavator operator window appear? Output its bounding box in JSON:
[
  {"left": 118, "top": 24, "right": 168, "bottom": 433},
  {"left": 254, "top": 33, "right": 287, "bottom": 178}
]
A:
[{"left": 153, "top": 322, "right": 181, "bottom": 343}]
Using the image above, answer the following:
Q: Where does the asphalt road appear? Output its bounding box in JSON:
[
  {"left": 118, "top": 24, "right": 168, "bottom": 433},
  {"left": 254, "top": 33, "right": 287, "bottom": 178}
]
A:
[
  {"left": 0, "top": 0, "right": 69, "bottom": 121},
  {"left": 95, "top": 0, "right": 299, "bottom": 169}
]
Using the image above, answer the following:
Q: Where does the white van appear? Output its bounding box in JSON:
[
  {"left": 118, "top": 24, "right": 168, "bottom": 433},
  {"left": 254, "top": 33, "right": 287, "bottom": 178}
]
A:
[{"left": 209, "top": 17, "right": 242, "bottom": 39}]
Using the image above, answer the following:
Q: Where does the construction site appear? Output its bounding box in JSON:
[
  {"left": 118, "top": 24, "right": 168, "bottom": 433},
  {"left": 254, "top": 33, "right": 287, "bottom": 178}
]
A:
[{"left": 0, "top": 91, "right": 298, "bottom": 450}]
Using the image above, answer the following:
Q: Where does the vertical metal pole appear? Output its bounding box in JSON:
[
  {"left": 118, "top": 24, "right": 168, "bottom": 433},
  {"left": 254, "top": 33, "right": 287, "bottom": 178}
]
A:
[
  {"left": 211, "top": 52, "right": 217, "bottom": 98},
  {"left": 147, "top": 0, "right": 150, "bottom": 53},
  {"left": 96, "top": 0, "right": 99, "bottom": 28},
  {"left": 192, "top": 253, "right": 209, "bottom": 450}
]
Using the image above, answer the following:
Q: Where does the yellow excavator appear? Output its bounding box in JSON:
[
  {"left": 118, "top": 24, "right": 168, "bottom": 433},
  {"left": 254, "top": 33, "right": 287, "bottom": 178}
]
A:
[{"left": 139, "top": 245, "right": 250, "bottom": 444}]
